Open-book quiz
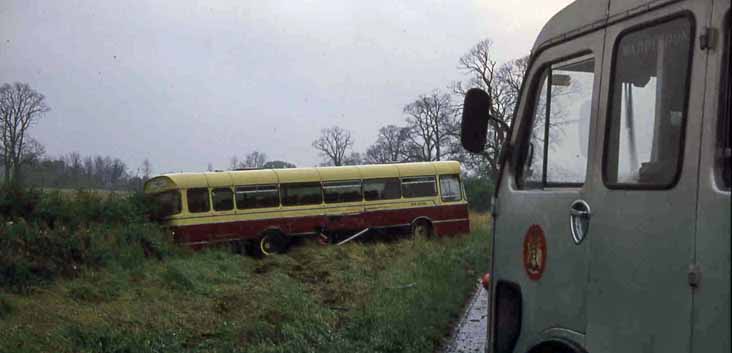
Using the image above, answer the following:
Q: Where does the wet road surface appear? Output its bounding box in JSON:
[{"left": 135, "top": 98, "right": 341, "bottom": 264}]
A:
[{"left": 443, "top": 284, "right": 488, "bottom": 353}]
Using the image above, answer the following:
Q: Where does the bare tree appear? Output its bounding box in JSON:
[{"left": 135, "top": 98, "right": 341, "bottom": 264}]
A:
[
  {"left": 66, "top": 152, "right": 83, "bottom": 182},
  {"left": 343, "top": 152, "right": 362, "bottom": 166},
  {"left": 0, "top": 82, "right": 50, "bottom": 185},
  {"left": 312, "top": 126, "right": 354, "bottom": 166},
  {"left": 403, "top": 91, "right": 456, "bottom": 162},
  {"left": 21, "top": 137, "right": 45, "bottom": 166},
  {"left": 452, "top": 39, "right": 529, "bottom": 180},
  {"left": 229, "top": 156, "right": 240, "bottom": 170},
  {"left": 83, "top": 156, "right": 94, "bottom": 180},
  {"left": 109, "top": 158, "right": 127, "bottom": 185},
  {"left": 365, "top": 125, "right": 411, "bottom": 164},
  {"left": 141, "top": 159, "right": 152, "bottom": 180},
  {"left": 229, "top": 151, "right": 268, "bottom": 169},
  {"left": 262, "top": 160, "right": 295, "bottom": 169},
  {"left": 243, "top": 151, "right": 267, "bottom": 169}
]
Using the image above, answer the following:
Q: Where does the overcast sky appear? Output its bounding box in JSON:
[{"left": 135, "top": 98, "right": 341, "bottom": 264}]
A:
[{"left": 0, "top": 0, "right": 573, "bottom": 174}]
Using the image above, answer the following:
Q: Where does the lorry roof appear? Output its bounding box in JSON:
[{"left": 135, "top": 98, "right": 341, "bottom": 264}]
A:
[{"left": 532, "top": 0, "right": 684, "bottom": 52}]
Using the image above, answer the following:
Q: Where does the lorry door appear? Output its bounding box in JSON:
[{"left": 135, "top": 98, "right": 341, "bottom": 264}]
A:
[
  {"left": 493, "top": 27, "right": 605, "bottom": 352},
  {"left": 691, "top": 2, "right": 731, "bottom": 352},
  {"left": 585, "top": 2, "right": 711, "bottom": 352}
]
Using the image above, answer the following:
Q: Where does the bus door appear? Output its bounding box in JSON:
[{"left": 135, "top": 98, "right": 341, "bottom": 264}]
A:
[
  {"left": 584, "top": 2, "right": 710, "bottom": 352},
  {"left": 495, "top": 28, "right": 605, "bottom": 351}
]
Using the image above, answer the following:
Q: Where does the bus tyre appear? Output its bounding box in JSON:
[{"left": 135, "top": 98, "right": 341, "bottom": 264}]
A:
[
  {"left": 411, "top": 220, "right": 432, "bottom": 240},
  {"left": 259, "top": 231, "right": 289, "bottom": 256}
]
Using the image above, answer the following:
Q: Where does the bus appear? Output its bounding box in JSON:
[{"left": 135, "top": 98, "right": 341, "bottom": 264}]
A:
[
  {"left": 460, "top": 0, "right": 729, "bottom": 352},
  {"left": 144, "top": 161, "right": 470, "bottom": 255}
]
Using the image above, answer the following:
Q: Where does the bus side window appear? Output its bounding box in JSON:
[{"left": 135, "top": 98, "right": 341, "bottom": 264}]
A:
[
  {"left": 439, "top": 174, "right": 462, "bottom": 202},
  {"left": 518, "top": 56, "right": 595, "bottom": 188},
  {"left": 402, "top": 176, "right": 437, "bottom": 198},
  {"left": 235, "top": 185, "right": 279, "bottom": 209},
  {"left": 187, "top": 188, "right": 210, "bottom": 213},
  {"left": 212, "top": 188, "right": 234, "bottom": 211},
  {"left": 281, "top": 183, "right": 323, "bottom": 206},
  {"left": 363, "top": 178, "right": 401, "bottom": 201},
  {"left": 603, "top": 17, "right": 693, "bottom": 188},
  {"left": 323, "top": 180, "right": 362, "bottom": 203}
]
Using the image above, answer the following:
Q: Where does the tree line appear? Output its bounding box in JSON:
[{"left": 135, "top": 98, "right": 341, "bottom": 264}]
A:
[
  {"left": 310, "top": 39, "right": 527, "bottom": 183},
  {"left": 0, "top": 38, "right": 527, "bottom": 206},
  {"left": 20, "top": 153, "right": 151, "bottom": 191}
]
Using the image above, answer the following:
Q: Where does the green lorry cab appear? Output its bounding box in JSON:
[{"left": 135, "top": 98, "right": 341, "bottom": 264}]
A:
[{"left": 461, "top": 0, "right": 730, "bottom": 352}]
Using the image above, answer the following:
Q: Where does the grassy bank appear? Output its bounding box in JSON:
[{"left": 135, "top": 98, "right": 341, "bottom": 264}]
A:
[
  {"left": 0, "top": 188, "right": 492, "bottom": 353},
  {"left": 0, "top": 233, "right": 490, "bottom": 353}
]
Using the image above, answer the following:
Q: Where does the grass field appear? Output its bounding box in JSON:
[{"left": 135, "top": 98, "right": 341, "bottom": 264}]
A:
[{"left": 0, "top": 215, "right": 491, "bottom": 353}]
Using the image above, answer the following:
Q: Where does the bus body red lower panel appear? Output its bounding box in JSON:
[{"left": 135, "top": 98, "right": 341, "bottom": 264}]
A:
[{"left": 171, "top": 204, "right": 469, "bottom": 247}]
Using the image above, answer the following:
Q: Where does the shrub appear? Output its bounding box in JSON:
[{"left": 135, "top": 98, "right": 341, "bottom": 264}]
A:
[
  {"left": 0, "top": 189, "right": 175, "bottom": 292},
  {"left": 0, "top": 295, "right": 14, "bottom": 319},
  {"left": 0, "top": 187, "right": 41, "bottom": 221},
  {"left": 463, "top": 176, "right": 494, "bottom": 212}
]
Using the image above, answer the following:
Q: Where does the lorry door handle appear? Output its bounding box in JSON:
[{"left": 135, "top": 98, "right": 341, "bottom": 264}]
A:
[{"left": 569, "top": 200, "right": 591, "bottom": 244}]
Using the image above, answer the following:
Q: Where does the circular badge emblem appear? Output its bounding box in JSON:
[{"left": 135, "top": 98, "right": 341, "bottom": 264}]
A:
[{"left": 523, "top": 224, "right": 547, "bottom": 281}]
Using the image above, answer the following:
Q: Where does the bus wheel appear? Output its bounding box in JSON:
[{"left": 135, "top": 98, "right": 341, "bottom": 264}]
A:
[
  {"left": 259, "top": 231, "right": 289, "bottom": 256},
  {"left": 411, "top": 220, "right": 432, "bottom": 240}
]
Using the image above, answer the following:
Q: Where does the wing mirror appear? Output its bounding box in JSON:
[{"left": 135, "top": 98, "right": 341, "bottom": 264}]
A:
[{"left": 461, "top": 88, "right": 492, "bottom": 153}]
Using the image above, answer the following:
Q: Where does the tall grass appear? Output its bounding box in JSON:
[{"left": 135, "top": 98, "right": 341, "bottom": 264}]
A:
[
  {"left": 0, "top": 233, "right": 490, "bottom": 353},
  {"left": 0, "top": 187, "right": 492, "bottom": 353},
  {"left": 0, "top": 188, "right": 174, "bottom": 292}
]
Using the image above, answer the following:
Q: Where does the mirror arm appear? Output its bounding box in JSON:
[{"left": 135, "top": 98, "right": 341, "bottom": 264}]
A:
[{"left": 499, "top": 143, "right": 513, "bottom": 166}]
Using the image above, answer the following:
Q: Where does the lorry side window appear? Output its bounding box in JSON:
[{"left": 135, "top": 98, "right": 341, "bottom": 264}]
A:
[
  {"left": 720, "top": 19, "right": 731, "bottom": 189},
  {"left": 518, "top": 56, "right": 595, "bottom": 188},
  {"left": 603, "top": 17, "right": 693, "bottom": 188}
]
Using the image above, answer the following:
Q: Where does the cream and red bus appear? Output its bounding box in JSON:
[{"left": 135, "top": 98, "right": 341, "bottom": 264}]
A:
[{"left": 144, "top": 161, "right": 470, "bottom": 255}]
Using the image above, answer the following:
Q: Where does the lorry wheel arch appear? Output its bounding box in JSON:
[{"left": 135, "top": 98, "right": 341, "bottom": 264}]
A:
[{"left": 525, "top": 339, "right": 586, "bottom": 353}]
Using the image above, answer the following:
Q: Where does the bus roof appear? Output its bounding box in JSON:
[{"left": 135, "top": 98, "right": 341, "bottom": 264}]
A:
[
  {"left": 532, "top": 0, "right": 677, "bottom": 52},
  {"left": 144, "top": 161, "right": 462, "bottom": 192}
]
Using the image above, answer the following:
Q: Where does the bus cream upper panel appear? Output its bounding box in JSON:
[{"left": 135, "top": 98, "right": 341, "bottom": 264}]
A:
[
  {"left": 144, "top": 176, "right": 177, "bottom": 193},
  {"left": 160, "top": 173, "right": 208, "bottom": 190},
  {"left": 204, "top": 172, "right": 234, "bottom": 188},
  {"left": 432, "top": 161, "right": 461, "bottom": 175},
  {"left": 274, "top": 168, "right": 321, "bottom": 183},
  {"left": 397, "top": 163, "right": 437, "bottom": 177},
  {"left": 317, "top": 166, "right": 362, "bottom": 181},
  {"left": 230, "top": 169, "right": 278, "bottom": 186},
  {"left": 357, "top": 164, "right": 399, "bottom": 179},
  {"left": 532, "top": 0, "right": 609, "bottom": 52}
]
